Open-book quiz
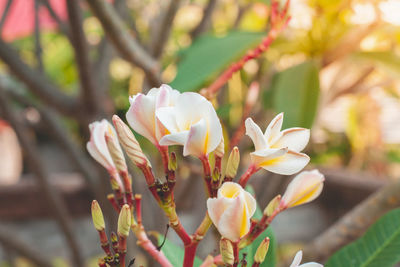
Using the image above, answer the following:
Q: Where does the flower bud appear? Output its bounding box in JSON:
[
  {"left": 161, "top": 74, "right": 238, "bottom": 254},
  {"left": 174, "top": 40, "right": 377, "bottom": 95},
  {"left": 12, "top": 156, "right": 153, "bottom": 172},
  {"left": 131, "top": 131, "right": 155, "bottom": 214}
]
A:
[
  {"left": 263, "top": 195, "right": 281, "bottom": 217},
  {"left": 254, "top": 237, "right": 270, "bottom": 264},
  {"left": 225, "top": 147, "right": 240, "bottom": 179},
  {"left": 91, "top": 200, "right": 105, "bottom": 231},
  {"left": 168, "top": 152, "right": 177, "bottom": 171},
  {"left": 105, "top": 131, "right": 127, "bottom": 174},
  {"left": 117, "top": 204, "right": 132, "bottom": 237},
  {"left": 112, "top": 115, "right": 151, "bottom": 168},
  {"left": 220, "top": 238, "right": 234, "bottom": 265},
  {"left": 281, "top": 170, "right": 324, "bottom": 209},
  {"left": 215, "top": 137, "right": 225, "bottom": 158}
]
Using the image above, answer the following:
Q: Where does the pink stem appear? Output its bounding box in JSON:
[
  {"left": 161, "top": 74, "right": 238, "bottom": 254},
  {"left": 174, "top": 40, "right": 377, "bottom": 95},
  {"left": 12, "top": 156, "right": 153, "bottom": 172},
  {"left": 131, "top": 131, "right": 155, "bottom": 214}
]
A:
[{"left": 238, "top": 164, "right": 260, "bottom": 187}]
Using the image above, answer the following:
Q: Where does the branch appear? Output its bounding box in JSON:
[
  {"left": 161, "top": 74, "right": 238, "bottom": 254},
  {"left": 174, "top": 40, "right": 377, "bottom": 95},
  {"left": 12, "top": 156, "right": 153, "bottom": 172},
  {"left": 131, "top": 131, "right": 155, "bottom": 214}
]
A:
[
  {"left": 0, "top": 38, "right": 78, "bottom": 117},
  {"left": 38, "top": 0, "right": 71, "bottom": 39},
  {"left": 66, "top": 0, "right": 99, "bottom": 114},
  {"left": 149, "top": 0, "right": 181, "bottom": 58},
  {"left": 0, "top": 225, "right": 52, "bottom": 267},
  {"left": 86, "top": 0, "right": 162, "bottom": 86},
  {"left": 190, "top": 0, "right": 217, "bottom": 39},
  {"left": 0, "top": 85, "right": 85, "bottom": 267},
  {"left": 0, "top": 0, "right": 13, "bottom": 32},
  {"left": 34, "top": 0, "right": 44, "bottom": 72},
  {"left": 200, "top": 0, "right": 290, "bottom": 98},
  {"left": 302, "top": 177, "right": 400, "bottom": 262}
]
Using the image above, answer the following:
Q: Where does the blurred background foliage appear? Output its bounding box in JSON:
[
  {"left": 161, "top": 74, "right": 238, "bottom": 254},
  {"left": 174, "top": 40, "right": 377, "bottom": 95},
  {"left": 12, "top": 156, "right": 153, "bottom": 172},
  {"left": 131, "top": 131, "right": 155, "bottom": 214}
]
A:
[{"left": 1, "top": 0, "right": 400, "bottom": 266}]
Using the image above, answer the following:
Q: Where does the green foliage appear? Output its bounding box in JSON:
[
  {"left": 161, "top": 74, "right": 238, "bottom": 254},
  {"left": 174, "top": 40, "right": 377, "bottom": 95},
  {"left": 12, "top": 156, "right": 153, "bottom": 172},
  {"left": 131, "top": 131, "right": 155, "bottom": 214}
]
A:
[
  {"left": 272, "top": 60, "right": 320, "bottom": 129},
  {"left": 354, "top": 51, "right": 400, "bottom": 77},
  {"left": 326, "top": 208, "right": 400, "bottom": 267},
  {"left": 244, "top": 186, "right": 277, "bottom": 267},
  {"left": 170, "top": 31, "right": 264, "bottom": 92},
  {"left": 156, "top": 235, "right": 202, "bottom": 267}
]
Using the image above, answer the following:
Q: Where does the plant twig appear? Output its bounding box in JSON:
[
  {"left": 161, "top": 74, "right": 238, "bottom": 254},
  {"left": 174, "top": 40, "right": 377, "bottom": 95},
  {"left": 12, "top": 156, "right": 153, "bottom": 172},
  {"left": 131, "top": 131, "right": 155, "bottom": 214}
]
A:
[
  {"left": 190, "top": 0, "right": 217, "bottom": 39},
  {"left": 86, "top": 0, "right": 162, "bottom": 87},
  {"left": 302, "top": 177, "right": 400, "bottom": 262},
  {"left": 0, "top": 85, "right": 85, "bottom": 267},
  {"left": 0, "top": 38, "right": 78, "bottom": 117},
  {"left": 38, "top": 0, "right": 71, "bottom": 38},
  {"left": 0, "top": 225, "right": 52, "bottom": 267},
  {"left": 200, "top": 0, "right": 290, "bottom": 99},
  {"left": 0, "top": 0, "right": 13, "bottom": 32},
  {"left": 34, "top": 0, "right": 44, "bottom": 72},
  {"left": 149, "top": 0, "right": 181, "bottom": 58},
  {"left": 67, "top": 0, "right": 99, "bottom": 115}
]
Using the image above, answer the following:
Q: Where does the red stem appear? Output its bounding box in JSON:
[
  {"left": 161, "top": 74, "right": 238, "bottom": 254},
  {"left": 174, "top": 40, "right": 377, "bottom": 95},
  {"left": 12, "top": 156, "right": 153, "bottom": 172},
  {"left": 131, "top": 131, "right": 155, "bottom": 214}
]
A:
[
  {"left": 157, "top": 145, "right": 170, "bottom": 175},
  {"left": 233, "top": 242, "right": 239, "bottom": 267},
  {"left": 134, "top": 195, "right": 142, "bottom": 225},
  {"left": 200, "top": 155, "right": 213, "bottom": 196},
  {"left": 201, "top": 0, "right": 290, "bottom": 99},
  {"left": 238, "top": 164, "right": 260, "bottom": 187},
  {"left": 183, "top": 243, "right": 199, "bottom": 267}
]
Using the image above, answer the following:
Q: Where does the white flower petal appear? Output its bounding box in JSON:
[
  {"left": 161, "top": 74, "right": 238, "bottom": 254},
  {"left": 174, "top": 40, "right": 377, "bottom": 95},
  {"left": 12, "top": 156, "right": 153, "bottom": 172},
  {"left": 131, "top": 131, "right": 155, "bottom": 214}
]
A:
[
  {"left": 273, "top": 128, "right": 310, "bottom": 152},
  {"left": 126, "top": 93, "right": 157, "bottom": 144},
  {"left": 218, "top": 182, "right": 243, "bottom": 198},
  {"left": 265, "top": 113, "right": 284, "bottom": 144},
  {"left": 260, "top": 150, "right": 310, "bottom": 175},
  {"left": 245, "top": 118, "right": 268, "bottom": 151},
  {"left": 299, "top": 263, "right": 324, "bottom": 267},
  {"left": 243, "top": 191, "right": 257, "bottom": 217},
  {"left": 156, "top": 107, "right": 179, "bottom": 133},
  {"left": 290, "top": 251, "right": 303, "bottom": 267},
  {"left": 207, "top": 197, "right": 231, "bottom": 227},
  {"left": 175, "top": 93, "right": 209, "bottom": 128},
  {"left": 217, "top": 196, "right": 249, "bottom": 241},
  {"left": 159, "top": 131, "right": 189, "bottom": 146},
  {"left": 183, "top": 119, "right": 207, "bottom": 156}
]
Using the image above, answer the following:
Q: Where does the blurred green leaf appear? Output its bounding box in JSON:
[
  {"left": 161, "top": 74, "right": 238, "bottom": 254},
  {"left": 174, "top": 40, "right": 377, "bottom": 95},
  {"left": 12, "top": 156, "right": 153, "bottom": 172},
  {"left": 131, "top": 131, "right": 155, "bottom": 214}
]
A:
[
  {"left": 272, "top": 61, "right": 320, "bottom": 129},
  {"left": 244, "top": 186, "right": 277, "bottom": 267},
  {"left": 170, "top": 31, "right": 264, "bottom": 92},
  {"left": 354, "top": 51, "right": 400, "bottom": 77},
  {"left": 156, "top": 235, "right": 202, "bottom": 267},
  {"left": 326, "top": 208, "right": 400, "bottom": 267}
]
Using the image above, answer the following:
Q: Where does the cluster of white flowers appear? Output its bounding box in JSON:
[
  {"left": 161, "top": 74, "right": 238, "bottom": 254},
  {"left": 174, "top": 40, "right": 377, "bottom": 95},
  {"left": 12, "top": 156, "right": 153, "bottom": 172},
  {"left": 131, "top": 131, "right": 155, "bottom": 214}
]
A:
[{"left": 87, "top": 84, "right": 324, "bottom": 266}]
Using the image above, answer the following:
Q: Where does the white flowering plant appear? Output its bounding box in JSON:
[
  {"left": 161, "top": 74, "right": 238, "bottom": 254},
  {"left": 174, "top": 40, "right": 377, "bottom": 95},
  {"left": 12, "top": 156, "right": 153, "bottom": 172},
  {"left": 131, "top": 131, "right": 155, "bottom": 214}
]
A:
[
  {"left": 88, "top": 86, "right": 325, "bottom": 267},
  {"left": 86, "top": 1, "right": 328, "bottom": 266}
]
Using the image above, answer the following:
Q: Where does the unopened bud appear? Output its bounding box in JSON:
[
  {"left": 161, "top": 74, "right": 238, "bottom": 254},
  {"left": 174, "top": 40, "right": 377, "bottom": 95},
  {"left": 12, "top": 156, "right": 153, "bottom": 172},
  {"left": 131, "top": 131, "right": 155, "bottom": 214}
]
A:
[
  {"left": 215, "top": 137, "right": 225, "bottom": 158},
  {"left": 168, "top": 152, "right": 177, "bottom": 171},
  {"left": 212, "top": 168, "right": 220, "bottom": 183},
  {"left": 254, "top": 237, "right": 270, "bottom": 264},
  {"left": 263, "top": 195, "right": 281, "bottom": 217},
  {"left": 91, "top": 200, "right": 105, "bottom": 231},
  {"left": 225, "top": 147, "right": 240, "bottom": 179},
  {"left": 112, "top": 115, "right": 151, "bottom": 168},
  {"left": 220, "top": 238, "right": 234, "bottom": 265},
  {"left": 105, "top": 131, "right": 127, "bottom": 174},
  {"left": 117, "top": 204, "right": 131, "bottom": 237},
  {"left": 281, "top": 170, "right": 324, "bottom": 209}
]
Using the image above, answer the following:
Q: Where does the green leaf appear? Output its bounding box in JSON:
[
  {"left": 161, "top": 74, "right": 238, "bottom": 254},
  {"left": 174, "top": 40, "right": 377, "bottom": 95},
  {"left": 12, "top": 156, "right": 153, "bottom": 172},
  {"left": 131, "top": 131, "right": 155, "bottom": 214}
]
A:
[
  {"left": 170, "top": 31, "right": 264, "bottom": 92},
  {"left": 272, "top": 60, "right": 320, "bottom": 129},
  {"left": 156, "top": 236, "right": 202, "bottom": 267},
  {"left": 243, "top": 186, "right": 277, "bottom": 267},
  {"left": 326, "top": 208, "right": 400, "bottom": 267},
  {"left": 353, "top": 51, "right": 400, "bottom": 77}
]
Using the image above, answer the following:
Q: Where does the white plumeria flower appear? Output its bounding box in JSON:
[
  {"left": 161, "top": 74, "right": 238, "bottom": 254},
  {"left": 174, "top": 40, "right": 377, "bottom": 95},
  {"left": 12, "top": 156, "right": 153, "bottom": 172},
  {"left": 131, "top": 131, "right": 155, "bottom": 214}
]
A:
[
  {"left": 290, "top": 250, "right": 323, "bottom": 267},
  {"left": 281, "top": 170, "right": 324, "bottom": 209},
  {"left": 87, "top": 119, "right": 117, "bottom": 172},
  {"left": 87, "top": 120, "right": 124, "bottom": 190},
  {"left": 207, "top": 182, "right": 256, "bottom": 242},
  {"left": 156, "top": 92, "right": 223, "bottom": 157},
  {"left": 245, "top": 113, "right": 310, "bottom": 175},
  {"left": 126, "top": 84, "right": 180, "bottom": 145}
]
